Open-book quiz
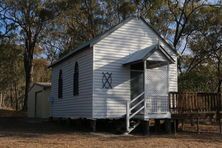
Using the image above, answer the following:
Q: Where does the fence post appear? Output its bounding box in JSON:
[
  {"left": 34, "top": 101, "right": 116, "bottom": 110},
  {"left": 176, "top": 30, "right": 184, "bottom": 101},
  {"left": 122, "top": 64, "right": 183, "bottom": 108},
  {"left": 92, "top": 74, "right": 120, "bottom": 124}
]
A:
[
  {"left": 144, "top": 98, "right": 147, "bottom": 116},
  {"left": 174, "top": 119, "right": 177, "bottom": 136},
  {"left": 168, "top": 92, "right": 172, "bottom": 113},
  {"left": 126, "top": 100, "right": 130, "bottom": 133}
]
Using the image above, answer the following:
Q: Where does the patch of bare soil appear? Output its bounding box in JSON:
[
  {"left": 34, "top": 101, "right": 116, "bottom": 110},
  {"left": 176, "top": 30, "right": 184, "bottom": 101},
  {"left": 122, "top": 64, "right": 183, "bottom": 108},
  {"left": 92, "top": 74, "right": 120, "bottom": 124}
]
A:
[
  {"left": 0, "top": 130, "right": 221, "bottom": 148},
  {"left": 0, "top": 109, "right": 221, "bottom": 148}
]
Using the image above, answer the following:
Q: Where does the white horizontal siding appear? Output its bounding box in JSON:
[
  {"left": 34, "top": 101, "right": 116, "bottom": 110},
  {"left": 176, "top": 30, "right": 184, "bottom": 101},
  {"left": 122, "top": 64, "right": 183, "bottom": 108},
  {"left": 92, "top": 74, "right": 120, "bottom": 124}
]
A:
[
  {"left": 50, "top": 48, "right": 93, "bottom": 119},
  {"left": 168, "top": 61, "right": 178, "bottom": 92},
  {"left": 93, "top": 18, "right": 178, "bottom": 119},
  {"left": 159, "top": 43, "right": 178, "bottom": 92}
]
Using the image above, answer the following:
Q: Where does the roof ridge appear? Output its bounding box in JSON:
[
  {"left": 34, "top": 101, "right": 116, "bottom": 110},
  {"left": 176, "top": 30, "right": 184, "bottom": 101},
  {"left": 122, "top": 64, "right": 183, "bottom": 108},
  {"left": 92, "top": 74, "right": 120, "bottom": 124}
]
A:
[
  {"left": 49, "top": 16, "right": 135, "bottom": 68},
  {"left": 49, "top": 16, "right": 178, "bottom": 68}
]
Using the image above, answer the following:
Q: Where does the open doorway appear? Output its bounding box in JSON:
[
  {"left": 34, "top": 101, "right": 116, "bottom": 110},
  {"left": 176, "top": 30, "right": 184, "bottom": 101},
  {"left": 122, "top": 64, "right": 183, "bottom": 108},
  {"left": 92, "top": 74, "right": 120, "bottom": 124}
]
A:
[{"left": 130, "top": 62, "right": 144, "bottom": 100}]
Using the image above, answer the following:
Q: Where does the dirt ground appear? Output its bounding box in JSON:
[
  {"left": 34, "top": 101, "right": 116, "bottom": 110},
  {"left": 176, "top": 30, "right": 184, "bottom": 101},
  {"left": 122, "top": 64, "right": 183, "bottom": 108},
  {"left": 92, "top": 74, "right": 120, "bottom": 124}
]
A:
[{"left": 0, "top": 110, "right": 222, "bottom": 148}]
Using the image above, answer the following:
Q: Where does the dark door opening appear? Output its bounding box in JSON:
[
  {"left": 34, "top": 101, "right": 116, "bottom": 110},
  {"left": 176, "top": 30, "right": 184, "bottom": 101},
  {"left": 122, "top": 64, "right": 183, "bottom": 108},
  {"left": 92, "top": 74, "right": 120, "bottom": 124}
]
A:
[{"left": 130, "top": 62, "right": 144, "bottom": 100}]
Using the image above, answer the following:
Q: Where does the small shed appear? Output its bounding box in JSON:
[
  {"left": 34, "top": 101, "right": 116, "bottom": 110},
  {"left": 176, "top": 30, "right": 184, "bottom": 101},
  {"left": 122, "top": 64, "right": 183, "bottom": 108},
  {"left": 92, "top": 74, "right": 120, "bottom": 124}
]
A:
[{"left": 28, "top": 82, "right": 51, "bottom": 118}]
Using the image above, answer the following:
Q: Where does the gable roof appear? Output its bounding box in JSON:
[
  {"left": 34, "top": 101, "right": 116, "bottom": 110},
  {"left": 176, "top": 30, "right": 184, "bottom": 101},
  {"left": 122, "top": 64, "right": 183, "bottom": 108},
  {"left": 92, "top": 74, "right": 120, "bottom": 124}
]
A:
[
  {"left": 123, "top": 44, "right": 175, "bottom": 65},
  {"left": 29, "top": 82, "right": 51, "bottom": 92},
  {"left": 35, "top": 82, "right": 51, "bottom": 88},
  {"left": 49, "top": 16, "right": 177, "bottom": 68}
]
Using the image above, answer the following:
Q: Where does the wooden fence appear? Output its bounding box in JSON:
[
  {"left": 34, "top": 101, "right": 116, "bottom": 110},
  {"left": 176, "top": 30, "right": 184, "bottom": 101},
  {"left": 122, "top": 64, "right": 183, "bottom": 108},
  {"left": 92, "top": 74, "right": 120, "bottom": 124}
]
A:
[{"left": 169, "top": 92, "right": 222, "bottom": 113}]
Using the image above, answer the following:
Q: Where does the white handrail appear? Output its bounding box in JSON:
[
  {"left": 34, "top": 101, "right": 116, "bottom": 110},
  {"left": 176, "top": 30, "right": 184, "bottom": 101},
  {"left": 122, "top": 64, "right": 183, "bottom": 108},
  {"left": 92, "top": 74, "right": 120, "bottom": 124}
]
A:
[
  {"left": 130, "top": 92, "right": 145, "bottom": 104},
  {"left": 130, "top": 106, "right": 145, "bottom": 119},
  {"left": 130, "top": 98, "right": 145, "bottom": 112},
  {"left": 126, "top": 100, "right": 130, "bottom": 132}
]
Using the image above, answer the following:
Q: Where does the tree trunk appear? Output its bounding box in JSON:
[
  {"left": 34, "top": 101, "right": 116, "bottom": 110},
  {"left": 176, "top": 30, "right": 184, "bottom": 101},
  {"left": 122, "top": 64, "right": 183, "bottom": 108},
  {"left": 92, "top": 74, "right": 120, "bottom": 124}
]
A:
[
  {"left": 23, "top": 69, "right": 31, "bottom": 111},
  {"left": 23, "top": 52, "right": 33, "bottom": 111},
  {"left": 10, "top": 86, "right": 13, "bottom": 108},
  {"left": 0, "top": 92, "right": 2, "bottom": 109},
  {"left": 14, "top": 82, "right": 18, "bottom": 111},
  {"left": 217, "top": 58, "right": 221, "bottom": 93},
  {"left": 1, "top": 92, "right": 4, "bottom": 107},
  {"left": 217, "top": 80, "right": 222, "bottom": 93},
  {"left": 22, "top": 36, "right": 35, "bottom": 111}
]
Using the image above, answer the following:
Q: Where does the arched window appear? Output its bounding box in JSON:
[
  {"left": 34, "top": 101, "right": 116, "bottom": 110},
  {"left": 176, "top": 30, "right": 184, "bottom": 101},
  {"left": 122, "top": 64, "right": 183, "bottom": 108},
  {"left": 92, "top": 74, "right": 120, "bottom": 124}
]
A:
[
  {"left": 73, "top": 62, "right": 79, "bottom": 96},
  {"left": 58, "top": 70, "right": 63, "bottom": 98}
]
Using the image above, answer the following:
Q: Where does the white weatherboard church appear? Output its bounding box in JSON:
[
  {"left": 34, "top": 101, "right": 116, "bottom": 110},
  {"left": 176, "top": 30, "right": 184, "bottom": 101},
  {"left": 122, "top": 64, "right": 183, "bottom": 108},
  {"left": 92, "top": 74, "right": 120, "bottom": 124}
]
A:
[{"left": 49, "top": 16, "right": 178, "bottom": 133}]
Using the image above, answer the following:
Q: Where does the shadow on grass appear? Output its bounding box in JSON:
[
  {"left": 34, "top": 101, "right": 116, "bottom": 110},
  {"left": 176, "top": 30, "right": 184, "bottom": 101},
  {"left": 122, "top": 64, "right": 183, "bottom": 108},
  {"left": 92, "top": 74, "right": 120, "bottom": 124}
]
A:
[
  {"left": 0, "top": 117, "right": 90, "bottom": 138},
  {"left": 0, "top": 116, "right": 221, "bottom": 145}
]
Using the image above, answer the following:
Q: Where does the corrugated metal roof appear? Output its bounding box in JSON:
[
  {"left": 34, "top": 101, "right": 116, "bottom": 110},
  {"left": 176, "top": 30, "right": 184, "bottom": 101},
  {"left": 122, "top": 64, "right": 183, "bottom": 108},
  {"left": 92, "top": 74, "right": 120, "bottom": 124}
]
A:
[
  {"left": 123, "top": 45, "right": 157, "bottom": 65},
  {"left": 29, "top": 82, "right": 51, "bottom": 92},
  {"left": 48, "top": 17, "right": 134, "bottom": 68},
  {"left": 49, "top": 16, "right": 177, "bottom": 68},
  {"left": 123, "top": 44, "right": 175, "bottom": 65},
  {"left": 35, "top": 82, "right": 51, "bottom": 88}
]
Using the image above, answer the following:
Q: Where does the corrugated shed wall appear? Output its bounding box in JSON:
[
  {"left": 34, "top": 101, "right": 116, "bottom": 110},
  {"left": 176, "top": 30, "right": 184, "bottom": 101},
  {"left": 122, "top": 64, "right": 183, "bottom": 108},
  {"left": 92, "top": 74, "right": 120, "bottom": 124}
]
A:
[{"left": 28, "top": 85, "right": 51, "bottom": 118}]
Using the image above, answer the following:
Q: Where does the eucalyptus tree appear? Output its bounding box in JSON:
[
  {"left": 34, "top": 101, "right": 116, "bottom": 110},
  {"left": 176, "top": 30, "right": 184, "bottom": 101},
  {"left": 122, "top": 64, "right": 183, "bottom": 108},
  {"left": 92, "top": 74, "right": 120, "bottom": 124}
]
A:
[
  {"left": 0, "top": 43, "right": 24, "bottom": 110},
  {"left": 0, "top": 0, "right": 61, "bottom": 110},
  {"left": 187, "top": 5, "right": 222, "bottom": 92}
]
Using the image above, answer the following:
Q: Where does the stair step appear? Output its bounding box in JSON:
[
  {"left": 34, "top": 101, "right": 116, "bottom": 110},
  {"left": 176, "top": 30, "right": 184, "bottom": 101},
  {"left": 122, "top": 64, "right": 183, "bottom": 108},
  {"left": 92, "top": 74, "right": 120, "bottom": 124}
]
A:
[{"left": 128, "top": 121, "right": 141, "bottom": 133}]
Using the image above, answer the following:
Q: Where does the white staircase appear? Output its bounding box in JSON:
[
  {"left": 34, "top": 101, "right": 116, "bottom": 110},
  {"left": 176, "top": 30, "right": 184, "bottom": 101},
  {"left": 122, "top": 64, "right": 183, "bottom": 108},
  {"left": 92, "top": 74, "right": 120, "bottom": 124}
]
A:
[{"left": 126, "top": 91, "right": 145, "bottom": 134}]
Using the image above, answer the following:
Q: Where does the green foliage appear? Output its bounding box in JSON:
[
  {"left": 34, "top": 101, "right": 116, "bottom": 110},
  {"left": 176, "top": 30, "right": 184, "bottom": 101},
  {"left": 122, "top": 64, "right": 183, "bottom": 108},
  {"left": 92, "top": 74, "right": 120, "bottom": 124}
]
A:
[
  {"left": 0, "top": 43, "right": 24, "bottom": 110},
  {"left": 186, "top": 4, "right": 222, "bottom": 92},
  {"left": 179, "top": 63, "right": 217, "bottom": 92},
  {"left": 118, "top": 1, "right": 136, "bottom": 19},
  {"left": 0, "top": 43, "right": 24, "bottom": 88},
  {"left": 0, "top": 0, "right": 64, "bottom": 110}
]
